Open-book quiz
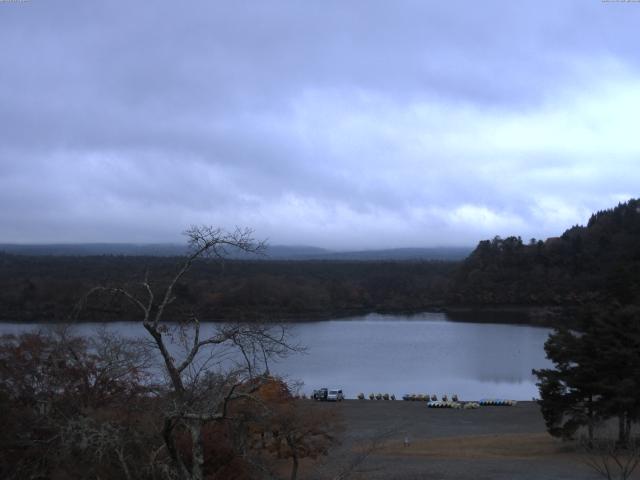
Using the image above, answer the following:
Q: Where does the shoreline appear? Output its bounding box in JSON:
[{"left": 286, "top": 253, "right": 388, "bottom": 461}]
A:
[{"left": 0, "top": 304, "right": 565, "bottom": 327}]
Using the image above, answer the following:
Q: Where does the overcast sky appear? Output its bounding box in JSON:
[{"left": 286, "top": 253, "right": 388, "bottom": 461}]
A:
[{"left": 1, "top": 1, "right": 639, "bottom": 249}]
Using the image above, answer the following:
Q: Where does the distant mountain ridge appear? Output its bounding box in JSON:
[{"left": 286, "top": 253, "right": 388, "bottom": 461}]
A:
[
  {"left": 301, "top": 247, "right": 472, "bottom": 261},
  {"left": 0, "top": 243, "right": 472, "bottom": 261},
  {"left": 0, "top": 243, "right": 189, "bottom": 257},
  {"left": 2, "top": 199, "right": 639, "bottom": 325}
]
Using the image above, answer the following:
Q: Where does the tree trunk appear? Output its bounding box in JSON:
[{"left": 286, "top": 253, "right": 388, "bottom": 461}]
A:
[
  {"left": 618, "top": 413, "right": 629, "bottom": 445},
  {"left": 287, "top": 435, "right": 298, "bottom": 480},
  {"left": 290, "top": 452, "right": 299, "bottom": 480},
  {"left": 144, "top": 323, "right": 185, "bottom": 394},
  {"left": 163, "top": 417, "right": 190, "bottom": 480},
  {"left": 189, "top": 421, "right": 205, "bottom": 480},
  {"left": 116, "top": 447, "right": 133, "bottom": 480},
  {"left": 587, "top": 396, "right": 594, "bottom": 446}
]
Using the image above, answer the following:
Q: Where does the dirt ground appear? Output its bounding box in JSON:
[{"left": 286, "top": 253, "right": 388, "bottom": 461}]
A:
[{"left": 300, "top": 400, "right": 633, "bottom": 480}]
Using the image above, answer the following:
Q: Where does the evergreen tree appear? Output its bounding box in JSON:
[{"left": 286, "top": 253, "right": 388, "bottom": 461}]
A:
[
  {"left": 534, "top": 327, "right": 601, "bottom": 441},
  {"left": 534, "top": 305, "right": 640, "bottom": 444},
  {"left": 587, "top": 306, "right": 640, "bottom": 444}
]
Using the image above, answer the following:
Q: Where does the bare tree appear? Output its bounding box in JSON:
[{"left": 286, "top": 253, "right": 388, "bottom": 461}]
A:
[
  {"left": 582, "top": 438, "right": 640, "bottom": 480},
  {"left": 77, "top": 226, "right": 303, "bottom": 480}
]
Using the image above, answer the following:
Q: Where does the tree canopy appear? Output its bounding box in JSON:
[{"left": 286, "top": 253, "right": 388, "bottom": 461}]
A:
[{"left": 534, "top": 305, "right": 640, "bottom": 444}]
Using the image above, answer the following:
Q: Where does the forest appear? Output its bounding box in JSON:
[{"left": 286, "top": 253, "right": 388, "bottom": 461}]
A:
[
  {"left": 451, "top": 199, "right": 640, "bottom": 309},
  {"left": 0, "top": 255, "right": 455, "bottom": 323},
  {"left": 1, "top": 199, "right": 639, "bottom": 326}
]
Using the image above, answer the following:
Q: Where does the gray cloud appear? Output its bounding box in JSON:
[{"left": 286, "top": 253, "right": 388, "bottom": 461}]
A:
[{"left": 1, "top": 0, "right": 640, "bottom": 248}]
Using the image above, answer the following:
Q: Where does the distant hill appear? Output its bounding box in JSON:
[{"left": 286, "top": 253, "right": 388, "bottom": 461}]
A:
[
  {"left": 0, "top": 243, "right": 189, "bottom": 257},
  {"left": 0, "top": 243, "right": 472, "bottom": 261},
  {"left": 450, "top": 198, "right": 640, "bottom": 308},
  {"left": 302, "top": 247, "right": 472, "bottom": 261}
]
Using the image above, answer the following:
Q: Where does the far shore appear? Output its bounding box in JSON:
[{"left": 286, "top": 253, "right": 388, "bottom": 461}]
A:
[{"left": 0, "top": 304, "right": 566, "bottom": 327}]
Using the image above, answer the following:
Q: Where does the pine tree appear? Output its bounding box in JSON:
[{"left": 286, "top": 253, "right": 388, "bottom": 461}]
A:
[
  {"left": 534, "top": 327, "right": 601, "bottom": 441},
  {"left": 586, "top": 306, "right": 640, "bottom": 444},
  {"left": 534, "top": 305, "right": 640, "bottom": 444}
]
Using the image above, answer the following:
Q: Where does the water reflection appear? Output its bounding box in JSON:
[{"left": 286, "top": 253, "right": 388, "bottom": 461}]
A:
[
  {"left": 270, "top": 313, "right": 552, "bottom": 399},
  {"left": 0, "top": 312, "right": 552, "bottom": 400}
]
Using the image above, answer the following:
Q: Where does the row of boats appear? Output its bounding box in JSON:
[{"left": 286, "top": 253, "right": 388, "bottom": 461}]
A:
[
  {"left": 427, "top": 401, "right": 480, "bottom": 409},
  {"left": 354, "top": 393, "right": 518, "bottom": 407},
  {"left": 426, "top": 398, "right": 518, "bottom": 408},
  {"left": 402, "top": 393, "right": 459, "bottom": 402},
  {"left": 299, "top": 392, "right": 518, "bottom": 405}
]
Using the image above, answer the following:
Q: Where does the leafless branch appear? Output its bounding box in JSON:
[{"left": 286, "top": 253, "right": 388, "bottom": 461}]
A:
[
  {"left": 71, "top": 225, "right": 306, "bottom": 480},
  {"left": 582, "top": 438, "right": 640, "bottom": 480}
]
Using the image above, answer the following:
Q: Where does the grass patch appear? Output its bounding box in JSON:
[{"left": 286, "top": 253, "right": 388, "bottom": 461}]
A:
[{"left": 380, "top": 433, "right": 578, "bottom": 460}]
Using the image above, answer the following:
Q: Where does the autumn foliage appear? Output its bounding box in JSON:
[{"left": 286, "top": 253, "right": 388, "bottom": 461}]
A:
[
  {"left": 0, "top": 330, "right": 160, "bottom": 479},
  {"left": 0, "top": 333, "right": 338, "bottom": 480}
]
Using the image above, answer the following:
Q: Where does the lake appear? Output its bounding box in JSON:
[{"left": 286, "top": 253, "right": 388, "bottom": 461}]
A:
[{"left": 0, "top": 312, "right": 552, "bottom": 400}]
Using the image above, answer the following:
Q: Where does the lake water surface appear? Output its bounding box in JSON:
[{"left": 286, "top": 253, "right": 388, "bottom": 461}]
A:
[{"left": 0, "top": 312, "right": 552, "bottom": 400}]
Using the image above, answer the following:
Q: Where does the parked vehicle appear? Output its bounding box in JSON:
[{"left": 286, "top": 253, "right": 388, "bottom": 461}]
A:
[
  {"left": 327, "top": 389, "right": 344, "bottom": 401},
  {"left": 313, "top": 388, "right": 328, "bottom": 401}
]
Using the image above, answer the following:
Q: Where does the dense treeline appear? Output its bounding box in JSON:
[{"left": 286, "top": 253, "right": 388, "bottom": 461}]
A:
[
  {"left": 450, "top": 199, "right": 640, "bottom": 309},
  {"left": 0, "top": 255, "right": 455, "bottom": 322},
  {"left": 3, "top": 199, "right": 640, "bottom": 324}
]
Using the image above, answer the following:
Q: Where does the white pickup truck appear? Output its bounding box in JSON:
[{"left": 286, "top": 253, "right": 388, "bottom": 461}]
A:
[{"left": 327, "top": 389, "right": 344, "bottom": 401}]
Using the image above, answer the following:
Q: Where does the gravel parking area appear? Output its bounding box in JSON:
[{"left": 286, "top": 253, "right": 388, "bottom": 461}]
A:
[{"left": 303, "top": 400, "right": 611, "bottom": 480}]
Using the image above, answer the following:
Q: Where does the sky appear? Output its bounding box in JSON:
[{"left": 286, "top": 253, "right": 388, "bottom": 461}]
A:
[{"left": 1, "top": 1, "right": 639, "bottom": 249}]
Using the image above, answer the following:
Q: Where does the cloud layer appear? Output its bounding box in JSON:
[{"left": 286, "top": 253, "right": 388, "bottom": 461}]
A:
[{"left": 1, "top": 1, "right": 639, "bottom": 248}]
